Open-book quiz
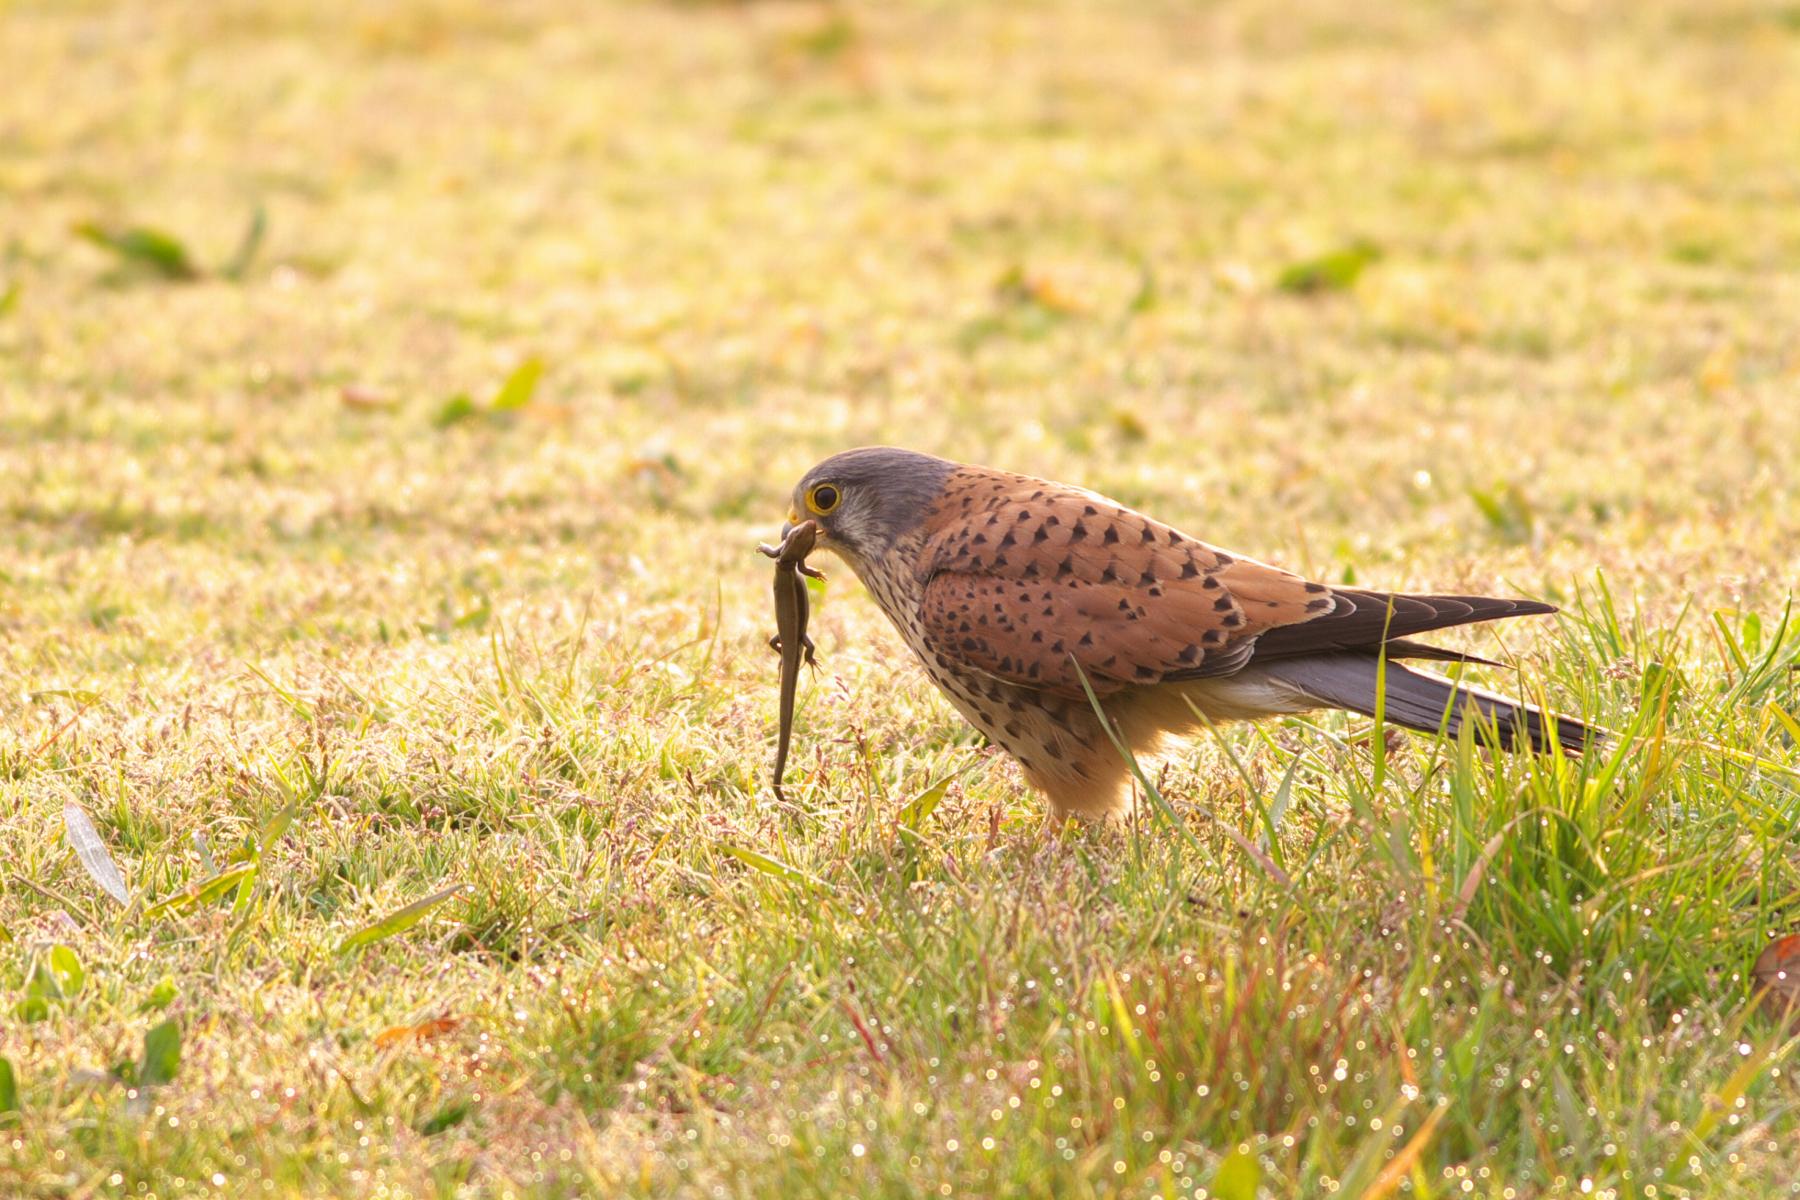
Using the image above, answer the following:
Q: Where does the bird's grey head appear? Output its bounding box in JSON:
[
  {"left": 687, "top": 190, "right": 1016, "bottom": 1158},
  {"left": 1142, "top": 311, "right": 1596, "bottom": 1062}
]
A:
[{"left": 787, "top": 447, "right": 956, "bottom": 564}]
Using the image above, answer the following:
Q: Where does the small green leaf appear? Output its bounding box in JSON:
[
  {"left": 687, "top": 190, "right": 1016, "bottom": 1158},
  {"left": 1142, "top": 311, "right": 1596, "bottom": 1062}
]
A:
[
  {"left": 720, "top": 845, "right": 832, "bottom": 892},
  {"left": 0, "top": 280, "right": 19, "bottom": 317},
  {"left": 144, "top": 863, "right": 257, "bottom": 919},
  {"left": 259, "top": 802, "right": 298, "bottom": 856},
  {"left": 141, "top": 978, "right": 178, "bottom": 1012},
  {"left": 337, "top": 884, "right": 469, "bottom": 955},
  {"left": 13, "top": 995, "right": 47, "bottom": 1024},
  {"left": 899, "top": 777, "right": 952, "bottom": 833},
  {"left": 1126, "top": 256, "right": 1157, "bottom": 314},
  {"left": 222, "top": 204, "right": 267, "bottom": 281},
  {"left": 1466, "top": 481, "right": 1534, "bottom": 544},
  {"left": 433, "top": 394, "right": 478, "bottom": 428},
  {"left": 47, "top": 945, "right": 84, "bottom": 997},
  {"left": 417, "top": 1099, "right": 471, "bottom": 1136},
  {"left": 1276, "top": 240, "right": 1380, "bottom": 294},
  {"left": 1211, "top": 1147, "right": 1262, "bottom": 1200},
  {"left": 75, "top": 222, "right": 200, "bottom": 280},
  {"left": 490, "top": 357, "right": 543, "bottom": 412},
  {"left": 140, "top": 1019, "right": 181, "bottom": 1087},
  {"left": 0, "top": 1057, "right": 18, "bottom": 1121}
]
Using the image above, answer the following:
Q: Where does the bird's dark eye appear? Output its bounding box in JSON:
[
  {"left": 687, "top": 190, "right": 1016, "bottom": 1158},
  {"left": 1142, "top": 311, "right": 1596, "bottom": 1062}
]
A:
[{"left": 807, "top": 483, "right": 841, "bottom": 514}]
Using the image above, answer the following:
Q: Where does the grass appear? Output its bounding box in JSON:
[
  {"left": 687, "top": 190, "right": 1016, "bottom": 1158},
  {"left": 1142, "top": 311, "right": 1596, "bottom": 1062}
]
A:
[{"left": 4, "top": 0, "right": 1800, "bottom": 1196}]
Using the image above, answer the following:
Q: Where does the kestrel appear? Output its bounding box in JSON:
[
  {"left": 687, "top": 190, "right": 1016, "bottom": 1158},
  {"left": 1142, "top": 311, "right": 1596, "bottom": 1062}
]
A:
[{"left": 782, "top": 447, "right": 1594, "bottom": 820}]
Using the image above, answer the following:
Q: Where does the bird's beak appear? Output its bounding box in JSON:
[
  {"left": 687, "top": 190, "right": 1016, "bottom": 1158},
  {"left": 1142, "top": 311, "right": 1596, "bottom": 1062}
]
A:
[{"left": 779, "top": 512, "right": 825, "bottom": 543}]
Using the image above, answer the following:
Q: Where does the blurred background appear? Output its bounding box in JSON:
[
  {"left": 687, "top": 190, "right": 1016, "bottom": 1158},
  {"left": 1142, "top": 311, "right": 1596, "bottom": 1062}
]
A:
[{"left": 6, "top": 2, "right": 1798, "bottom": 654}]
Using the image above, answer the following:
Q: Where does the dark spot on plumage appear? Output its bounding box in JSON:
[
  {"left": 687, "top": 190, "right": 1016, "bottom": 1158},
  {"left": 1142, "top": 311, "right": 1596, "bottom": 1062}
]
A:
[
  {"left": 1102, "top": 526, "right": 1120, "bottom": 545},
  {"left": 1134, "top": 665, "right": 1158, "bottom": 680},
  {"left": 1180, "top": 561, "right": 1200, "bottom": 579},
  {"left": 1044, "top": 741, "right": 1064, "bottom": 759},
  {"left": 1214, "top": 595, "right": 1234, "bottom": 612},
  {"left": 1166, "top": 529, "right": 1182, "bottom": 545},
  {"left": 961, "top": 637, "right": 980, "bottom": 651},
  {"left": 1201, "top": 573, "right": 1220, "bottom": 588},
  {"left": 987, "top": 514, "right": 1000, "bottom": 526},
  {"left": 1306, "top": 598, "right": 1333, "bottom": 613},
  {"left": 1177, "top": 643, "right": 1200, "bottom": 663},
  {"left": 1026, "top": 662, "right": 1040, "bottom": 678},
  {"left": 1041, "top": 606, "right": 1053, "bottom": 617},
  {"left": 1100, "top": 565, "right": 1121, "bottom": 583},
  {"left": 1304, "top": 582, "right": 1328, "bottom": 594},
  {"left": 972, "top": 533, "right": 987, "bottom": 545},
  {"left": 1004, "top": 721, "right": 1023, "bottom": 737},
  {"left": 1030, "top": 630, "right": 1043, "bottom": 643},
  {"left": 1139, "top": 569, "right": 1158, "bottom": 586},
  {"left": 1101, "top": 655, "right": 1117, "bottom": 667},
  {"left": 1045, "top": 515, "right": 1060, "bottom": 527},
  {"left": 1032, "top": 526, "right": 1050, "bottom": 544},
  {"left": 1083, "top": 504, "right": 1098, "bottom": 516},
  {"left": 1148, "top": 585, "right": 1164, "bottom": 597},
  {"left": 998, "top": 530, "right": 1017, "bottom": 549},
  {"left": 992, "top": 554, "right": 1008, "bottom": 568},
  {"left": 1077, "top": 632, "right": 1093, "bottom": 647},
  {"left": 1221, "top": 612, "right": 1242, "bottom": 628},
  {"left": 1051, "top": 640, "right": 1065, "bottom": 654},
  {"left": 1203, "top": 629, "right": 1225, "bottom": 645},
  {"left": 1068, "top": 523, "right": 1088, "bottom": 543},
  {"left": 1021, "top": 561, "right": 1040, "bottom": 579},
  {"left": 1055, "top": 556, "right": 1074, "bottom": 579},
  {"left": 1214, "top": 553, "right": 1235, "bottom": 565},
  {"left": 1016, "top": 510, "right": 1031, "bottom": 521},
  {"left": 1140, "top": 527, "right": 1156, "bottom": 544}
]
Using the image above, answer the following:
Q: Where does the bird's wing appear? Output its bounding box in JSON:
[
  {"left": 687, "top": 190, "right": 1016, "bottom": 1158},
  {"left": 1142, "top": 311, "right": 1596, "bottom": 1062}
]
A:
[{"left": 914, "top": 473, "right": 1334, "bottom": 698}]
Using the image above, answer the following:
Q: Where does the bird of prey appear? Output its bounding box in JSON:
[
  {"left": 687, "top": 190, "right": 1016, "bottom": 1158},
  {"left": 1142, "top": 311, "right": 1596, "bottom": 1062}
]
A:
[{"left": 781, "top": 447, "right": 1594, "bottom": 820}]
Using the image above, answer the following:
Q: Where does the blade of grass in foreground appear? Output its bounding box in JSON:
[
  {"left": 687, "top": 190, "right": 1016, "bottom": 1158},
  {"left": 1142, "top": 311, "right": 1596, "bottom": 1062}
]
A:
[
  {"left": 338, "top": 884, "right": 469, "bottom": 955},
  {"left": 63, "top": 802, "right": 129, "bottom": 906},
  {"left": 719, "top": 845, "right": 833, "bottom": 893}
]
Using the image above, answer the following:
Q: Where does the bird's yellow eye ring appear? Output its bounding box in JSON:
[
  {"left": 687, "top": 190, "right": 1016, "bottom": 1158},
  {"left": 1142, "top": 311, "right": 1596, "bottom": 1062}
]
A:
[{"left": 806, "top": 483, "right": 841, "bottom": 515}]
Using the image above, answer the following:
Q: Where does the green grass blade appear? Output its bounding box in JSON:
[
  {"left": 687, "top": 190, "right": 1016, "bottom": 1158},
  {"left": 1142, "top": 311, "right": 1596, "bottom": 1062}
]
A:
[
  {"left": 144, "top": 864, "right": 257, "bottom": 919},
  {"left": 337, "top": 884, "right": 470, "bottom": 955},
  {"left": 720, "top": 845, "right": 832, "bottom": 893}
]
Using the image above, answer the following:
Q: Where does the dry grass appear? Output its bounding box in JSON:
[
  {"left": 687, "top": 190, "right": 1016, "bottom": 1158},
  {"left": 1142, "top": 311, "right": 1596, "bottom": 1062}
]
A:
[{"left": 4, "top": 1, "right": 1800, "bottom": 1196}]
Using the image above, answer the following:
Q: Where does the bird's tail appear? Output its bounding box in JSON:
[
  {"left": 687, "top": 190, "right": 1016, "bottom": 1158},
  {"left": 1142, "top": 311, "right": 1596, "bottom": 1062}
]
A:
[{"left": 1263, "top": 654, "right": 1596, "bottom": 755}]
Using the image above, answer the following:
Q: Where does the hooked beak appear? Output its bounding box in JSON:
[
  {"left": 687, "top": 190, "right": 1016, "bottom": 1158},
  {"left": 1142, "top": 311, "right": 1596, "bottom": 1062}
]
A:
[
  {"left": 777, "top": 510, "right": 824, "bottom": 543},
  {"left": 780, "top": 509, "right": 824, "bottom": 542}
]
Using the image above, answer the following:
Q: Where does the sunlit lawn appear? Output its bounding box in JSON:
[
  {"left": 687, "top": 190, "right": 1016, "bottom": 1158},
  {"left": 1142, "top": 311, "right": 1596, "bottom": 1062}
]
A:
[{"left": 4, "top": 1, "right": 1800, "bottom": 1196}]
